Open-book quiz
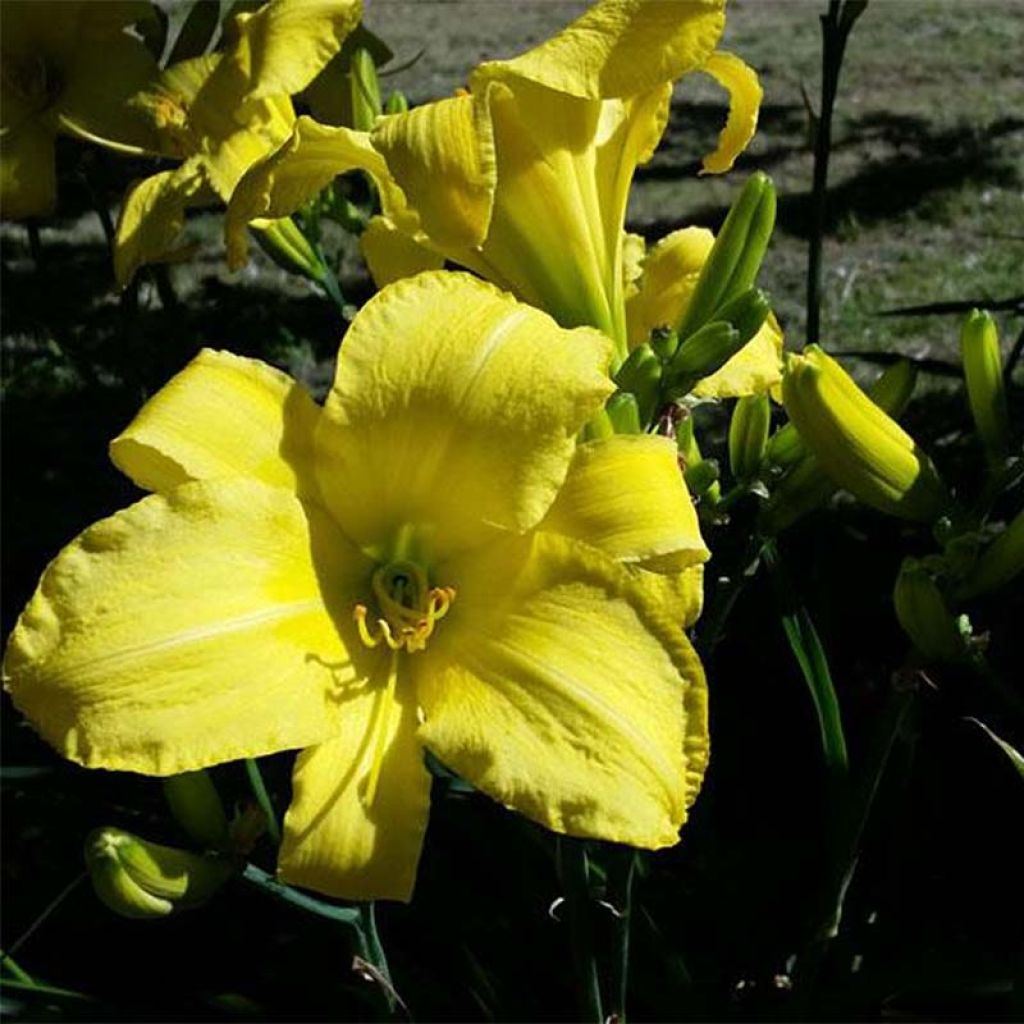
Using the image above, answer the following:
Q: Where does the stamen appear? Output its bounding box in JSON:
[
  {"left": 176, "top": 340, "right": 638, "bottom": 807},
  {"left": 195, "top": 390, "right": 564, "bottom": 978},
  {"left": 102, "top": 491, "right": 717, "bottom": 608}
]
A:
[
  {"left": 354, "top": 571, "right": 457, "bottom": 653},
  {"left": 363, "top": 652, "right": 400, "bottom": 806}
]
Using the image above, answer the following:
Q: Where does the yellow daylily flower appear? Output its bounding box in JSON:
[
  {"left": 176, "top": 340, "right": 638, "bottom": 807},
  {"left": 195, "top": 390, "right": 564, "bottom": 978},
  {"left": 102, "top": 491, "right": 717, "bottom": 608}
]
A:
[
  {"left": 0, "top": 0, "right": 160, "bottom": 219},
  {"left": 626, "top": 226, "right": 783, "bottom": 398},
  {"left": 4, "top": 271, "right": 709, "bottom": 902},
  {"left": 114, "top": 0, "right": 360, "bottom": 283},
  {"left": 226, "top": 0, "right": 761, "bottom": 360}
]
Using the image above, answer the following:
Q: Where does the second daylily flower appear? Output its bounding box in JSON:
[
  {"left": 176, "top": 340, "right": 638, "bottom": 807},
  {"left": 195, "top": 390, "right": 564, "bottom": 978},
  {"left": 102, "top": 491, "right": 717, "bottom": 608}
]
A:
[
  {"left": 4, "top": 272, "right": 709, "bottom": 902},
  {"left": 226, "top": 0, "right": 763, "bottom": 365}
]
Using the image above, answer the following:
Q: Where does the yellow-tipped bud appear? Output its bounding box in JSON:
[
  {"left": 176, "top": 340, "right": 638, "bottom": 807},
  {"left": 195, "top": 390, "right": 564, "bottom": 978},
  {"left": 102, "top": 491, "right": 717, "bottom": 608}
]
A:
[
  {"left": 893, "top": 559, "right": 966, "bottom": 663},
  {"left": 782, "top": 347, "right": 950, "bottom": 522},
  {"left": 250, "top": 217, "right": 326, "bottom": 283},
  {"left": 729, "top": 394, "right": 770, "bottom": 481},
  {"left": 162, "top": 771, "right": 229, "bottom": 850},
  {"left": 958, "top": 508, "right": 1024, "bottom": 600},
  {"left": 960, "top": 309, "right": 1009, "bottom": 462},
  {"left": 85, "top": 828, "right": 232, "bottom": 920},
  {"left": 349, "top": 47, "right": 382, "bottom": 132}
]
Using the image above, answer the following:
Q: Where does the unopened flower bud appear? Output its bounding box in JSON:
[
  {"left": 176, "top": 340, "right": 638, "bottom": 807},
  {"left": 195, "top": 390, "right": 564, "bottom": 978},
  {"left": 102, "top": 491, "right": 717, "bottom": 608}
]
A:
[
  {"left": 782, "top": 347, "right": 950, "bottom": 522},
  {"left": 667, "top": 321, "right": 741, "bottom": 396},
  {"left": 250, "top": 216, "right": 326, "bottom": 282},
  {"left": 85, "top": 828, "right": 232, "bottom": 919},
  {"left": 677, "top": 416, "right": 720, "bottom": 503},
  {"left": 605, "top": 391, "right": 642, "bottom": 434},
  {"left": 893, "top": 559, "right": 966, "bottom": 663},
  {"left": 163, "top": 771, "right": 229, "bottom": 850},
  {"left": 960, "top": 309, "right": 1009, "bottom": 462},
  {"left": 384, "top": 90, "right": 409, "bottom": 115},
  {"left": 729, "top": 394, "right": 770, "bottom": 482},
  {"left": 349, "top": 47, "right": 382, "bottom": 132},
  {"left": 614, "top": 343, "right": 662, "bottom": 424},
  {"left": 958, "top": 508, "right": 1024, "bottom": 600},
  {"left": 677, "top": 171, "right": 776, "bottom": 336}
]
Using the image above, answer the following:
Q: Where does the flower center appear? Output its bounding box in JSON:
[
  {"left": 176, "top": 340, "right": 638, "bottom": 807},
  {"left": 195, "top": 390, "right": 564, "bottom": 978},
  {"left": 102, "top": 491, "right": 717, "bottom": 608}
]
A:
[{"left": 353, "top": 561, "right": 455, "bottom": 654}]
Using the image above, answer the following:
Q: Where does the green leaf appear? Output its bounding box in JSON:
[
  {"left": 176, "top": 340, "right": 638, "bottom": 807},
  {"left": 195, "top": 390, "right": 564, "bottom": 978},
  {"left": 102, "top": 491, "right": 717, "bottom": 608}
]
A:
[{"left": 967, "top": 718, "right": 1024, "bottom": 781}]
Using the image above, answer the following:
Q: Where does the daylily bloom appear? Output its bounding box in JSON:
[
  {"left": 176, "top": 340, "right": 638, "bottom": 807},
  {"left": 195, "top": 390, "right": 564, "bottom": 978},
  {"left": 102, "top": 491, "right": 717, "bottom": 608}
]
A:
[
  {"left": 0, "top": 0, "right": 160, "bottom": 219},
  {"left": 113, "top": 0, "right": 361, "bottom": 284},
  {"left": 4, "top": 271, "right": 709, "bottom": 902},
  {"left": 625, "top": 226, "right": 784, "bottom": 398},
  {"left": 225, "top": 0, "right": 763, "bottom": 363}
]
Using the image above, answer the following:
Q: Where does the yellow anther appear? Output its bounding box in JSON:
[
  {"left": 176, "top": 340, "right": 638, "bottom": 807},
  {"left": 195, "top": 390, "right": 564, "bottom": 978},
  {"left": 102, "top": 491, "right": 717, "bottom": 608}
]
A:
[{"left": 354, "top": 575, "right": 457, "bottom": 654}]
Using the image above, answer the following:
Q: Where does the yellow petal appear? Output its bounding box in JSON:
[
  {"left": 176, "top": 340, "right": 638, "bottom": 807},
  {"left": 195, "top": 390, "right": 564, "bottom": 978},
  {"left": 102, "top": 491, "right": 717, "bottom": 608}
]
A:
[
  {"left": 416, "top": 532, "right": 709, "bottom": 846},
  {"left": 3, "top": 479, "right": 372, "bottom": 775},
  {"left": 542, "top": 435, "right": 709, "bottom": 568},
  {"left": 643, "top": 563, "right": 705, "bottom": 629},
  {"left": 113, "top": 161, "right": 211, "bottom": 287},
  {"left": 57, "top": 31, "right": 162, "bottom": 155},
  {"left": 225, "top": 116, "right": 408, "bottom": 270},
  {"left": 0, "top": 122, "right": 56, "bottom": 220},
  {"left": 279, "top": 663, "right": 431, "bottom": 902},
  {"left": 693, "top": 311, "right": 784, "bottom": 398},
  {"left": 472, "top": 0, "right": 725, "bottom": 100},
  {"left": 359, "top": 215, "right": 445, "bottom": 289},
  {"left": 625, "top": 226, "right": 714, "bottom": 347},
  {"left": 202, "top": 0, "right": 361, "bottom": 106},
  {"left": 315, "top": 272, "right": 614, "bottom": 560},
  {"left": 698, "top": 51, "right": 763, "bottom": 175},
  {"left": 110, "top": 348, "right": 321, "bottom": 501},
  {"left": 370, "top": 90, "right": 496, "bottom": 251}
]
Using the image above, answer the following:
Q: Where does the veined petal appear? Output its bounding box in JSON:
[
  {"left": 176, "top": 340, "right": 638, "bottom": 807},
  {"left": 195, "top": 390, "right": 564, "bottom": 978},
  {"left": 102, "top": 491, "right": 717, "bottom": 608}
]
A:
[
  {"left": 57, "top": 30, "right": 161, "bottom": 155},
  {"left": 416, "top": 532, "right": 709, "bottom": 846},
  {"left": 225, "top": 116, "right": 408, "bottom": 270},
  {"left": 542, "top": 435, "right": 709, "bottom": 568},
  {"left": 110, "top": 349, "right": 321, "bottom": 501},
  {"left": 644, "top": 563, "right": 705, "bottom": 629},
  {"left": 698, "top": 50, "right": 762, "bottom": 175},
  {"left": 693, "top": 312, "right": 784, "bottom": 398},
  {"left": 471, "top": 0, "right": 725, "bottom": 100},
  {"left": 3, "top": 479, "right": 373, "bottom": 775},
  {"left": 0, "top": 122, "right": 57, "bottom": 220},
  {"left": 279, "top": 662, "right": 431, "bottom": 902},
  {"left": 626, "top": 226, "right": 714, "bottom": 347},
  {"left": 113, "top": 160, "right": 211, "bottom": 287},
  {"left": 316, "top": 272, "right": 614, "bottom": 560},
  {"left": 200, "top": 0, "right": 361, "bottom": 107},
  {"left": 370, "top": 90, "right": 496, "bottom": 251},
  {"left": 360, "top": 215, "right": 445, "bottom": 289}
]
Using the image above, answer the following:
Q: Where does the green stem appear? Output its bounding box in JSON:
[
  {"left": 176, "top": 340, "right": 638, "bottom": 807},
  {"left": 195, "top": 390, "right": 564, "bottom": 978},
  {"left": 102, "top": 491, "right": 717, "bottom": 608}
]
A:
[
  {"left": 608, "top": 850, "right": 638, "bottom": 1023},
  {"left": 1, "top": 871, "right": 86, "bottom": 961},
  {"left": 806, "top": 1, "right": 866, "bottom": 345},
  {"left": 241, "top": 863, "right": 358, "bottom": 924},
  {"left": 0, "top": 950, "right": 35, "bottom": 984},
  {"left": 244, "top": 758, "right": 282, "bottom": 845},
  {"left": 558, "top": 838, "right": 604, "bottom": 1023},
  {"left": 696, "top": 536, "right": 766, "bottom": 657}
]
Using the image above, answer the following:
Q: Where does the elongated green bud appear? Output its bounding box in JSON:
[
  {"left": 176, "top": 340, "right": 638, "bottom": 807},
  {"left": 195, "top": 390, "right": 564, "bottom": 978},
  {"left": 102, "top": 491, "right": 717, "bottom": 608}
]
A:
[
  {"left": 960, "top": 309, "right": 1009, "bottom": 462},
  {"left": 614, "top": 343, "right": 662, "bottom": 424},
  {"left": 893, "top": 559, "right": 966, "bottom": 663},
  {"left": 667, "top": 321, "right": 741, "bottom": 395},
  {"left": 677, "top": 172, "right": 775, "bottom": 337},
  {"left": 649, "top": 325, "right": 679, "bottom": 361},
  {"left": 605, "top": 391, "right": 642, "bottom": 434},
  {"left": 349, "top": 48, "right": 382, "bottom": 132},
  {"left": 251, "top": 217, "right": 326, "bottom": 283},
  {"left": 729, "top": 394, "right": 771, "bottom": 482},
  {"left": 163, "top": 771, "right": 229, "bottom": 850},
  {"left": 766, "top": 358, "right": 917, "bottom": 470},
  {"left": 384, "top": 90, "right": 409, "bottom": 115},
  {"left": 782, "top": 346, "right": 950, "bottom": 522},
  {"left": 716, "top": 287, "right": 771, "bottom": 347},
  {"left": 677, "top": 416, "right": 720, "bottom": 502},
  {"left": 958, "top": 508, "right": 1024, "bottom": 599},
  {"left": 85, "top": 828, "right": 232, "bottom": 919}
]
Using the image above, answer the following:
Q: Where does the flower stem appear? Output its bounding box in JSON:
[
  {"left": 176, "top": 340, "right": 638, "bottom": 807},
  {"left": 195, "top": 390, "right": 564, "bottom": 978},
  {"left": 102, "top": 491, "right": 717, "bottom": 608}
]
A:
[
  {"left": 245, "top": 758, "right": 282, "bottom": 846},
  {"left": 806, "top": 0, "right": 867, "bottom": 345},
  {"left": 558, "top": 838, "right": 604, "bottom": 1023},
  {"left": 608, "top": 849, "right": 638, "bottom": 1023}
]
